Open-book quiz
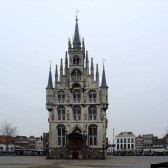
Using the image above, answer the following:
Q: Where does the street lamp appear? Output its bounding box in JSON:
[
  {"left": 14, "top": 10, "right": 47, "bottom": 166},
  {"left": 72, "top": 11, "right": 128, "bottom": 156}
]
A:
[
  {"left": 46, "top": 141, "right": 49, "bottom": 159},
  {"left": 112, "top": 128, "right": 115, "bottom": 155},
  {"left": 102, "top": 140, "right": 105, "bottom": 159}
]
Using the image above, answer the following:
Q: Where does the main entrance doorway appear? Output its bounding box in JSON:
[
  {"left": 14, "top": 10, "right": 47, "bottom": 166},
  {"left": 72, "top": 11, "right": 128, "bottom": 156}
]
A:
[{"left": 68, "top": 132, "right": 83, "bottom": 159}]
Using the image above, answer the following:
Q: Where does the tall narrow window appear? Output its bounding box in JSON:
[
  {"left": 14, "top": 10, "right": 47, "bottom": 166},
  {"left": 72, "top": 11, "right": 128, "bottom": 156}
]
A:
[
  {"left": 71, "top": 69, "right": 82, "bottom": 81},
  {"left": 57, "top": 107, "right": 65, "bottom": 121},
  {"left": 88, "top": 90, "right": 96, "bottom": 103},
  {"left": 57, "top": 91, "right": 65, "bottom": 103},
  {"left": 73, "top": 55, "right": 80, "bottom": 64},
  {"left": 57, "top": 125, "right": 66, "bottom": 146},
  {"left": 73, "top": 106, "right": 81, "bottom": 121},
  {"left": 88, "top": 106, "right": 97, "bottom": 120},
  {"left": 89, "top": 125, "right": 97, "bottom": 147},
  {"left": 73, "top": 91, "right": 81, "bottom": 103}
]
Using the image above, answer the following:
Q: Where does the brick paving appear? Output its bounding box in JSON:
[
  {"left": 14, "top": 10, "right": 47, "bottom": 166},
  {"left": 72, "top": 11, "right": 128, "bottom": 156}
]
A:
[{"left": 0, "top": 156, "right": 168, "bottom": 168}]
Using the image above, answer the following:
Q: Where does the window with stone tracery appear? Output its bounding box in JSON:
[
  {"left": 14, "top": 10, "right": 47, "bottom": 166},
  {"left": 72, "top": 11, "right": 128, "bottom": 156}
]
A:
[
  {"left": 57, "top": 106, "right": 65, "bottom": 121},
  {"left": 73, "top": 91, "right": 81, "bottom": 103},
  {"left": 57, "top": 91, "right": 65, "bottom": 103},
  {"left": 73, "top": 55, "right": 80, "bottom": 64},
  {"left": 71, "top": 69, "right": 81, "bottom": 81},
  {"left": 73, "top": 106, "right": 81, "bottom": 121},
  {"left": 89, "top": 125, "right": 97, "bottom": 147},
  {"left": 57, "top": 125, "right": 66, "bottom": 146},
  {"left": 88, "top": 106, "right": 97, "bottom": 120},
  {"left": 88, "top": 90, "right": 96, "bottom": 103}
]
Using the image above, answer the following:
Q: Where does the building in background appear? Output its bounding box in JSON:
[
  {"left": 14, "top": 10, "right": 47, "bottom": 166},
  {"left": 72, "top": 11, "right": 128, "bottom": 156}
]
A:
[
  {"left": 46, "top": 16, "right": 109, "bottom": 159},
  {"left": 36, "top": 136, "right": 43, "bottom": 155},
  {"left": 15, "top": 136, "right": 29, "bottom": 155},
  {"left": 142, "top": 134, "right": 153, "bottom": 154},
  {"left": 28, "top": 136, "right": 36, "bottom": 155},
  {"left": 164, "top": 133, "right": 168, "bottom": 150},
  {"left": 0, "top": 135, "right": 15, "bottom": 155},
  {"left": 115, "top": 132, "right": 135, "bottom": 155},
  {"left": 43, "top": 132, "right": 49, "bottom": 156},
  {"left": 135, "top": 135, "right": 143, "bottom": 155}
]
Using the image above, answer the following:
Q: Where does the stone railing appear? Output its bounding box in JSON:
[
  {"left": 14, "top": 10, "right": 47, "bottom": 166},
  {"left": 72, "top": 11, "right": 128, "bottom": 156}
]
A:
[
  {"left": 88, "top": 147, "right": 105, "bottom": 159},
  {"left": 48, "top": 146, "right": 105, "bottom": 159}
]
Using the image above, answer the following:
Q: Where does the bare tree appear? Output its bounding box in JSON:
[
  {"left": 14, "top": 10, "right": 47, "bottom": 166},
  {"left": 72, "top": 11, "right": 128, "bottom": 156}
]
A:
[{"left": 0, "top": 121, "right": 17, "bottom": 151}]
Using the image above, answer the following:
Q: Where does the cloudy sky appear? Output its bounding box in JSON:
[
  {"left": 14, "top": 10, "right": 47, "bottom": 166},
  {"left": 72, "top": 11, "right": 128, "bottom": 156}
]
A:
[{"left": 0, "top": 0, "right": 168, "bottom": 141}]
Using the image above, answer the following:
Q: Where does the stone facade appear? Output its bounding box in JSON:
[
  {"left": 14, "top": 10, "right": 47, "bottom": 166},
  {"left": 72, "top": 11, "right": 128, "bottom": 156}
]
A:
[{"left": 46, "top": 16, "right": 108, "bottom": 159}]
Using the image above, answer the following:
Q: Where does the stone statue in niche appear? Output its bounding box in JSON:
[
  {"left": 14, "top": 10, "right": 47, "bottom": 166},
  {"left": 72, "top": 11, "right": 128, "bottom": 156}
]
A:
[
  {"left": 100, "top": 109, "right": 103, "bottom": 120},
  {"left": 66, "top": 91, "right": 70, "bottom": 102},
  {"left": 67, "top": 122, "right": 71, "bottom": 127},
  {"left": 84, "top": 110, "right": 87, "bottom": 120},
  {"left": 67, "top": 110, "right": 70, "bottom": 120},
  {"left": 51, "top": 112, "right": 54, "bottom": 121},
  {"left": 84, "top": 91, "right": 87, "bottom": 102}
]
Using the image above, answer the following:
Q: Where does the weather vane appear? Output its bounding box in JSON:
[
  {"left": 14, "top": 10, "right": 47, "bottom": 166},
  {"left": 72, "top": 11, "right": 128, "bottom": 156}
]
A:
[
  {"left": 49, "top": 60, "right": 52, "bottom": 69},
  {"left": 102, "top": 58, "right": 106, "bottom": 68},
  {"left": 76, "top": 10, "right": 79, "bottom": 20},
  {"left": 76, "top": 10, "right": 79, "bottom": 15}
]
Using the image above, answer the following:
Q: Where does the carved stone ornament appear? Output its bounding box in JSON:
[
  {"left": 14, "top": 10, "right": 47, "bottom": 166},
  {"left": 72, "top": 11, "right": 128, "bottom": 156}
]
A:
[
  {"left": 84, "top": 110, "right": 87, "bottom": 120},
  {"left": 67, "top": 110, "right": 70, "bottom": 120},
  {"left": 66, "top": 91, "right": 70, "bottom": 102},
  {"left": 84, "top": 91, "right": 87, "bottom": 102}
]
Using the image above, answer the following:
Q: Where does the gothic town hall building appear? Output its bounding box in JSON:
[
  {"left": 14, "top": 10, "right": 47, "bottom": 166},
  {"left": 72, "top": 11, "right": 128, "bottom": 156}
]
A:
[{"left": 46, "top": 16, "right": 109, "bottom": 159}]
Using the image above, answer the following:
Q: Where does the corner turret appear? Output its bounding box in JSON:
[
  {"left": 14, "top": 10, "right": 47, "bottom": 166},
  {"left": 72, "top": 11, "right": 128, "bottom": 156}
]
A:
[
  {"left": 100, "top": 64, "right": 108, "bottom": 110},
  {"left": 46, "top": 65, "right": 54, "bottom": 111}
]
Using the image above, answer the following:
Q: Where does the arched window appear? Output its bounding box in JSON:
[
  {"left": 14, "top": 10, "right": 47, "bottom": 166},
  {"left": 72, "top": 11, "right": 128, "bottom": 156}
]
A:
[
  {"left": 88, "top": 125, "right": 97, "bottom": 147},
  {"left": 88, "top": 90, "right": 96, "bottom": 103},
  {"left": 57, "top": 91, "right": 65, "bottom": 103},
  {"left": 57, "top": 125, "right": 66, "bottom": 146},
  {"left": 73, "top": 91, "right": 81, "bottom": 103},
  {"left": 73, "top": 55, "right": 80, "bottom": 64},
  {"left": 57, "top": 107, "right": 65, "bottom": 121},
  {"left": 71, "top": 69, "right": 82, "bottom": 81},
  {"left": 72, "top": 83, "right": 81, "bottom": 89},
  {"left": 88, "top": 106, "right": 97, "bottom": 120},
  {"left": 73, "top": 106, "right": 81, "bottom": 121}
]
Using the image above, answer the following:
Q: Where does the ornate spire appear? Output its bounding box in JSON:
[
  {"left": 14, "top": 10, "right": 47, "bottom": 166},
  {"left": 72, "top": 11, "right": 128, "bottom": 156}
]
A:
[
  {"left": 65, "top": 52, "right": 68, "bottom": 75},
  {"left": 55, "top": 64, "right": 58, "bottom": 84},
  {"left": 47, "top": 64, "right": 53, "bottom": 89},
  {"left": 73, "top": 15, "right": 81, "bottom": 49},
  {"left": 91, "top": 58, "right": 94, "bottom": 74},
  {"left": 101, "top": 64, "right": 108, "bottom": 88},
  {"left": 85, "top": 51, "right": 89, "bottom": 75},
  {"left": 96, "top": 64, "right": 99, "bottom": 84},
  {"left": 60, "top": 58, "right": 63, "bottom": 80}
]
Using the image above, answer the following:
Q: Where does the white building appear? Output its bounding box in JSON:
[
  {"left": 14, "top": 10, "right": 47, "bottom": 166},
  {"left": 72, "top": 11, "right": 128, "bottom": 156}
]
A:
[
  {"left": 46, "top": 16, "right": 109, "bottom": 159},
  {"left": 116, "top": 132, "right": 135, "bottom": 155}
]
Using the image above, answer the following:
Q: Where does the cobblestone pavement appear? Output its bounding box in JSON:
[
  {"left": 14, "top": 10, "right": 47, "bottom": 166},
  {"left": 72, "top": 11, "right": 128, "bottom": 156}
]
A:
[{"left": 0, "top": 156, "right": 168, "bottom": 168}]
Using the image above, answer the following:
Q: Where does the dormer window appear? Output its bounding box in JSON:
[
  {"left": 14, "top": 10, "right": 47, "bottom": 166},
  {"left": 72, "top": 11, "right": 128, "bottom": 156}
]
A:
[{"left": 73, "top": 55, "right": 80, "bottom": 64}]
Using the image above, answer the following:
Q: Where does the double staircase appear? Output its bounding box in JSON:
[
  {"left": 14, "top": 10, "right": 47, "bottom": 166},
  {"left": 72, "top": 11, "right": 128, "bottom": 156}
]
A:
[{"left": 48, "top": 145, "right": 105, "bottom": 159}]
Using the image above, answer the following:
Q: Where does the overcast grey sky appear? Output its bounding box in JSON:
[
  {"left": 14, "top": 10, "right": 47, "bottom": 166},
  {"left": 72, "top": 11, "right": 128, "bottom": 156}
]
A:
[{"left": 0, "top": 0, "right": 168, "bottom": 141}]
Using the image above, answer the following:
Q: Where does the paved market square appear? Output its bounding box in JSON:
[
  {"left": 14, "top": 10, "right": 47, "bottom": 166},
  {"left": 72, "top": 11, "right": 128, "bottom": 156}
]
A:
[{"left": 0, "top": 156, "right": 168, "bottom": 168}]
